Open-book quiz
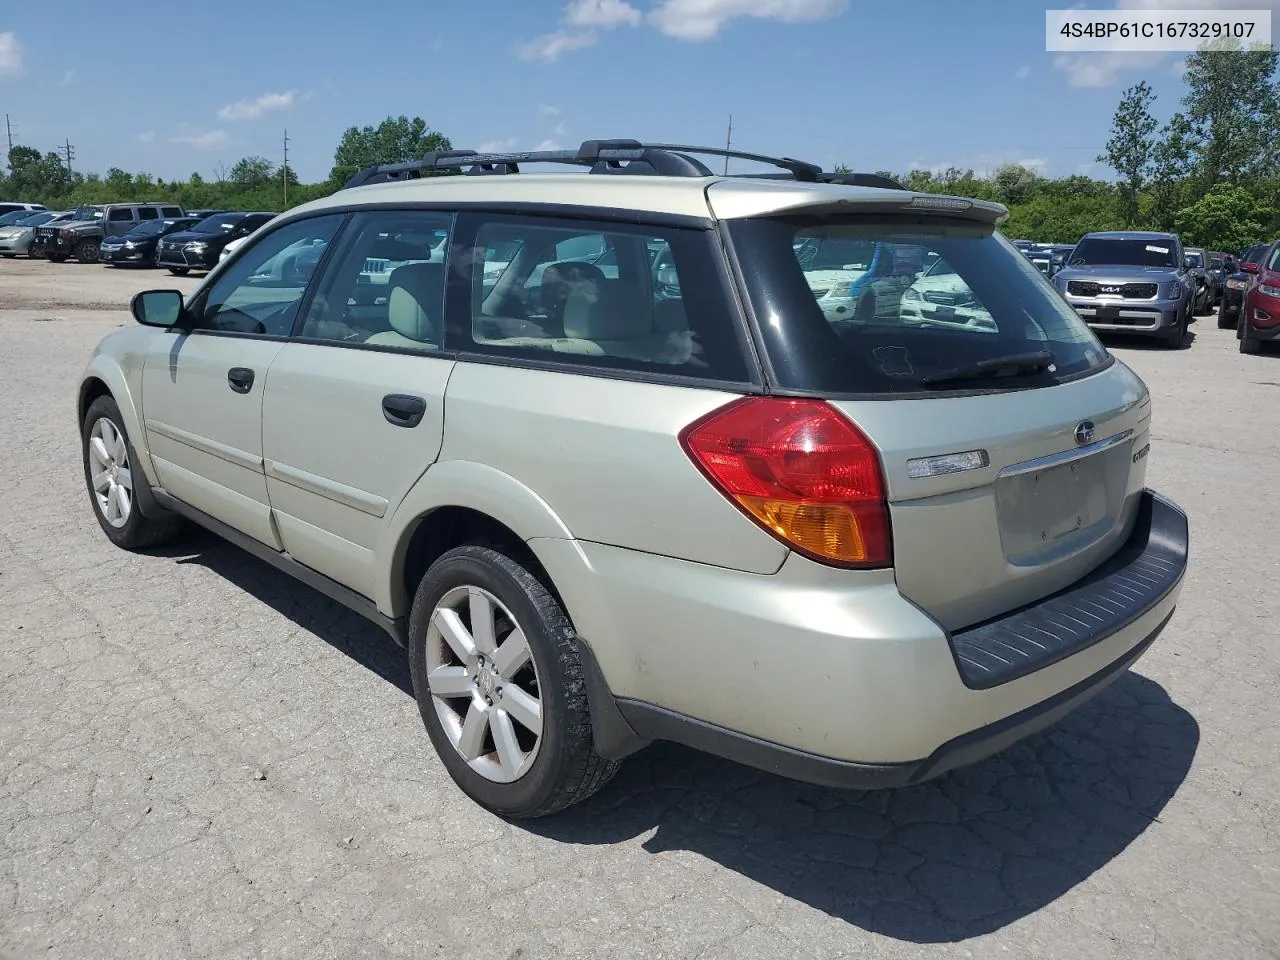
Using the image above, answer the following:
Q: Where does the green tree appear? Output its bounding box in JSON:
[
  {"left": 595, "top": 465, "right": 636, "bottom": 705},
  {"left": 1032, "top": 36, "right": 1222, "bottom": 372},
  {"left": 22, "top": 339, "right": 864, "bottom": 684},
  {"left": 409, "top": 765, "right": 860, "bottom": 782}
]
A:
[
  {"left": 1148, "top": 113, "right": 1195, "bottom": 231},
  {"left": 992, "top": 163, "right": 1041, "bottom": 206},
  {"left": 1098, "top": 81, "right": 1158, "bottom": 227},
  {"left": 1181, "top": 40, "right": 1280, "bottom": 186},
  {"left": 229, "top": 156, "right": 275, "bottom": 189},
  {"left": 1173, "top": 183, "right": 1265, "bottom": 249},
  {"left": 328, "top": 115, "right": 452, "bottom": 186}
]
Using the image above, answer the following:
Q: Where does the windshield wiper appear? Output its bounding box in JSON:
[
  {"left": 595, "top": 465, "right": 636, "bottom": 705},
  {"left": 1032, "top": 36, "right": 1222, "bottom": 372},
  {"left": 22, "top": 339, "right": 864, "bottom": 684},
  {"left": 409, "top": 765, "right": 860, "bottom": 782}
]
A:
[{"left": 921, "top": 351, "right": 1055, "bottom": 386}]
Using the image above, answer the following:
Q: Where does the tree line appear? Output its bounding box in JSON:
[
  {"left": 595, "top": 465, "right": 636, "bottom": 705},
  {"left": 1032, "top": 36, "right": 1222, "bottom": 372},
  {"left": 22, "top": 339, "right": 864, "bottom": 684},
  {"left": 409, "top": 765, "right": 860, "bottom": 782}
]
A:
[
  {"left": 4, "top": 44, "right": 1275, "bottom": 252},
  {"left": 0, "top": 115, "right": 451, "bottom": 216}
]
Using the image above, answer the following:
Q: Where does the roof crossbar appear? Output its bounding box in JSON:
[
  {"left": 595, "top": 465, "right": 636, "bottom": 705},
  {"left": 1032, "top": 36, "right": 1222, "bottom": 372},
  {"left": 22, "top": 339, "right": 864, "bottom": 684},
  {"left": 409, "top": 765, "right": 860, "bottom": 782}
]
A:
[{"left": 341, "top": 138, "right": 892, "bottom": 190}]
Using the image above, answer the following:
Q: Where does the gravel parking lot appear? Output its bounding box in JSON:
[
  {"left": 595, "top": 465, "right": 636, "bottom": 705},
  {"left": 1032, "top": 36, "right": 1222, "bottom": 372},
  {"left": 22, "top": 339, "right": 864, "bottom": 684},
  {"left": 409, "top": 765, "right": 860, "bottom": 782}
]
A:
[{"left": 1, "top": 261, "right": 1277, "bottom": 960}]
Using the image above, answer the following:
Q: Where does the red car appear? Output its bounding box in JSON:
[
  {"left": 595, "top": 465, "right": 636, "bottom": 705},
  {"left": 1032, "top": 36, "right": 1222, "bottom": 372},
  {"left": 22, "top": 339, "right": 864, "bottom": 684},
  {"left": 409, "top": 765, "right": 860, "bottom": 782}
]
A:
[{"left": 1240, "top": 241, "right": 1280, "bottom": 354}]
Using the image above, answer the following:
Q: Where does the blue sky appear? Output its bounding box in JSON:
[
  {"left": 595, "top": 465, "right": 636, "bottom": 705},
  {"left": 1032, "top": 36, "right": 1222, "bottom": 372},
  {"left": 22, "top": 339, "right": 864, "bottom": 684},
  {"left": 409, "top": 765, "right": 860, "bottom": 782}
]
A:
[{"left": 0, "top": 0, "right": 1267, "bottom": 184}]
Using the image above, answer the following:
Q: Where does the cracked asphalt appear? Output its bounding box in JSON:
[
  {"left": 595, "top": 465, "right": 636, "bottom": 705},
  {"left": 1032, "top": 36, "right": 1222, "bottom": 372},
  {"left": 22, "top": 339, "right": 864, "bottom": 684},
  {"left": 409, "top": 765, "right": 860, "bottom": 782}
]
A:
[{"left": 1, "top": 261, "right": 1278, "bottom": 959}]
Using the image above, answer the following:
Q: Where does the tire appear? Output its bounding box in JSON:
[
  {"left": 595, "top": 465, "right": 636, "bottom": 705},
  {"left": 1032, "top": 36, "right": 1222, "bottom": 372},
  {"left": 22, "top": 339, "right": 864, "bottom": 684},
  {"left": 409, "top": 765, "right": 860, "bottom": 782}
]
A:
[
  {"left": 81, "top": 396, "right": 185, "bottom": 550},
  {"left": 47, "top": 252, "right": 67, "bottom": 263},
  {"left": 1240, "top": 331, "right": 1261, "bottom": 354},
  {"left": 168, "top": 267, "right": 189, "bottom": 276},
  {"left": 1, "top": 253, "right": 14, "bottom": 258},
  {"left": 73, "top": 240, "right": 100, "bottom": 264},
  {"left": 1218, "top": 306, "right": 1235, "bottom": 329},
  {"left": 408, "top": 545, "right": 619, "bottom": 818},
  {"left": 1161, "top": 311, "right": 1187, "bottom": 349}
]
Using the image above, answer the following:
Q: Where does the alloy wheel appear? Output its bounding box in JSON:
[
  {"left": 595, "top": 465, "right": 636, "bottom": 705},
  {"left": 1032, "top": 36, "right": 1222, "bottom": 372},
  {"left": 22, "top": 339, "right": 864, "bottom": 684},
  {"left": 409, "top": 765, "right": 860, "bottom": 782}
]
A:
[
  {"left": 88, "top": 417, "right": 132, "bottom": 528},
  {"left": 425, "top": 585, "right": 543, "bottom": 783}
]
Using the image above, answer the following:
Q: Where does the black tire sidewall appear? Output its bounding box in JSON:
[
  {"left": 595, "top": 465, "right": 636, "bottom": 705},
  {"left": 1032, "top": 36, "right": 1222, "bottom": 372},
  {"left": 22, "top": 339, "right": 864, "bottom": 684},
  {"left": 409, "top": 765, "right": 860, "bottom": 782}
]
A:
[
  {"left": 408, "top": 546, "right": 582, "bottom": 817},
  {"left": 74, "top": 240, "right": 100, "bottom": 264},
  {"left": 81, "top": 396, "right": 155, "bottom": 548}
]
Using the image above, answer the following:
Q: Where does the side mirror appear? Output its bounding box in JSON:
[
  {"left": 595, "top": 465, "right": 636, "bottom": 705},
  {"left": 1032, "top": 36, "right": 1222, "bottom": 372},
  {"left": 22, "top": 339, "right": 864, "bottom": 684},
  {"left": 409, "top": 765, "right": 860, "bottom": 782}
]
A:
[
  {"left": 131, "top": 290, "right": 185, "bottom": 328},
  {"left": 1242, "top": 262, "right": 1259, "bottom": 274},
  {"left": 1182, "top": 256, "right": 1193, "bottom": 269}
]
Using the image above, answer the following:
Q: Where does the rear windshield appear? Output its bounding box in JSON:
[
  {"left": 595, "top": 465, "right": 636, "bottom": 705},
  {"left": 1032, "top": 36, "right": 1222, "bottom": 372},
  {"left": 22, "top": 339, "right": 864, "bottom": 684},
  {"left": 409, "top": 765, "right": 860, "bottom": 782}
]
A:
[
  {"left": 1069, "top": 237, "right": 1177, "bottom": 268},
  {"left": 725, "top": 216, "right": 1109, "bottom": 395}
]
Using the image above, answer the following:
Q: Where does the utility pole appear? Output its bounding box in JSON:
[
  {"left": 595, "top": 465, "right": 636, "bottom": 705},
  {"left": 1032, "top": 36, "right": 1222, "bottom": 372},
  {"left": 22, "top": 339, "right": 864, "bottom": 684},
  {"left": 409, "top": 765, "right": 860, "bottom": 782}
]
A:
[
  {"left": 5, "top": 114, "right": 13, "bottom": 158},
  {"left": 282, "top": 128, "right": 290, "bottom": 206},
  {"left": 723, "top": 114, "right": 733, "bottom": 175},
  {"left": 61, "top": 138, "right": 75, "bottom": 176}
]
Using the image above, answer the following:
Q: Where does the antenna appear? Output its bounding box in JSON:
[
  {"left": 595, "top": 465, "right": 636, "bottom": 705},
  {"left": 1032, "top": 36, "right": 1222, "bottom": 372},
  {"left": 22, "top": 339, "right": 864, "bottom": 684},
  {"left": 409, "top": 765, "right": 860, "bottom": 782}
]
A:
[
  {"left": 282, "top": 128, "right": 290, "bottom": 206},
  {"left": 723, "top": 115, "right": 732, "bottom": 175}
]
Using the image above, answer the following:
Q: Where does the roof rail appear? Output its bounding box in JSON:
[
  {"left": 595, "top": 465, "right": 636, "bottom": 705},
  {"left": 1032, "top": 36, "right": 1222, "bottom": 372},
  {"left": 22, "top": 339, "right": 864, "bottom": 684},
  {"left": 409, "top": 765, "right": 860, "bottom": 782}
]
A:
[{"left": 341, "top": 138, "right": 832, "bottom": 189}]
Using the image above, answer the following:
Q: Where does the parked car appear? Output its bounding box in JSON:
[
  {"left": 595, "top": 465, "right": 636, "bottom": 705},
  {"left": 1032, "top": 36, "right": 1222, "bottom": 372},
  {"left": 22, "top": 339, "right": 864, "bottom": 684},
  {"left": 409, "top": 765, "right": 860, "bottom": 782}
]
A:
[
  {"left": 77, "top": 139, "right": 1187, "bottom": 818},
  {"left": 185, "top": 209, "right": 230, "bottom": 221},
  {"left": 1219, "top": 242, "right": 1268, "bottom": 329},
  {"left": 156, "top": 211, "right": 277, "bottom": 275},
  {"left": 0, "top": 202, "right": 46, "bottom": 216},
  {"left": 1206, "top": 253, "right": 1234, "bottom": 306},
  {"left": 1026, "top": 242, "right": 1075, "bottom": 278},
  {"left": 0, "top": 210, "right": 71, "bottom": 258},
  {"left": 1053, "top": 231, "right": 1194, "bottom": 348},
  {"left": 99, "top": 217, "right": 204, "bottom": 267},
  {"left": 1182, "top": 248, "right": 1215, "bottom": 315},
  {"left": 40, "top": 202, "right": 186, "bottom": 264},
  {"left": 1238, "top": 240, "right": 1280, "bottom": 354}
]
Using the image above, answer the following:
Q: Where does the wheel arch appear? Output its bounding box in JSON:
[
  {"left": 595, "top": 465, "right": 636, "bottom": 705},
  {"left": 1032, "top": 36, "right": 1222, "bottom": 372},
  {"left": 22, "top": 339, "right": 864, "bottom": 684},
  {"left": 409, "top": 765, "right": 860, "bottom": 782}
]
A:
[{"left": 77, "top": 353, "right": 157, "bottom": 490}]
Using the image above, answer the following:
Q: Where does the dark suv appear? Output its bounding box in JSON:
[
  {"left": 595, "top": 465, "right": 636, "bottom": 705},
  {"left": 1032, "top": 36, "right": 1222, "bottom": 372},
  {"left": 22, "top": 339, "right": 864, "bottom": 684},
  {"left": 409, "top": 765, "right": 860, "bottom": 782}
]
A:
[
  {"left": 1221, "top": 243, "right": 1268, "bottom": 330},
  {"left": 41, "top": 202, "right": 186, "bottom": 264},
  {"left": 156, "top": 211, "right": 276, "bottom": 274}
]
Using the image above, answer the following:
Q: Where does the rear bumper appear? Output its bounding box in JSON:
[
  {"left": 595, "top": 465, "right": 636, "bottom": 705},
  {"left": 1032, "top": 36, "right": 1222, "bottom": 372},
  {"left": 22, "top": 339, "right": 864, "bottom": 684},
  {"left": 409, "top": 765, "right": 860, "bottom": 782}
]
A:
[{"left": 549, "top": 489, "right": 1187, "bottom": 787}]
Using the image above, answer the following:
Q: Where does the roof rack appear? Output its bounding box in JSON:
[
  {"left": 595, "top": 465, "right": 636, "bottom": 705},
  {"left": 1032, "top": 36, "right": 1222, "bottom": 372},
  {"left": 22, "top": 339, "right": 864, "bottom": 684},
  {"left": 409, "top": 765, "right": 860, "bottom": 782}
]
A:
[{"left": 340, "top": 138, "right": 897, "bottom": 190}]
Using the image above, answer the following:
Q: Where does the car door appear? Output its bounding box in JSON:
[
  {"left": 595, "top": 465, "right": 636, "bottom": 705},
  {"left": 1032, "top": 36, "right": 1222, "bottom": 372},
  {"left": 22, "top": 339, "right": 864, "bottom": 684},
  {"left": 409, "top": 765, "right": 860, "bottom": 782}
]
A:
[
  {"left": 260, "top": 210, "right": 455, "bottom": 599},
  {"left": 105, "top": 206, "right": 136, "bottom": 238},
  {"left": 141, "top": 213, "right": 347, "bottom": 547}
]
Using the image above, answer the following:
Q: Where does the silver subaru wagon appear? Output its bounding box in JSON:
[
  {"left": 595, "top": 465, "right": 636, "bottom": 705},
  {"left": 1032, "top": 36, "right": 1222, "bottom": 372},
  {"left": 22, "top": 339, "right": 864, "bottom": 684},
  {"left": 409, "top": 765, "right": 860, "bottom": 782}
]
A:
[{"left": 78, "top": 140, "right": 1189, "bottom": 817}]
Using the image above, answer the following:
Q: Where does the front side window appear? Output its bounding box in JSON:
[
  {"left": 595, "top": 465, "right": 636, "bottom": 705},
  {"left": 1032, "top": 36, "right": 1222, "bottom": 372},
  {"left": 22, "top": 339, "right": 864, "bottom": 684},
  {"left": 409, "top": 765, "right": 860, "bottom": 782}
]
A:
[
  {"left": 726, "top": 216, "right": 1110, "bottom": 395},
  {"left": 456, "top": 214, "right": 750, "bottom": 381},
  {"left": 298, "top": 210, "right": 452, "bottom": 349},
  {"left": 191, "top": 214, "right": 344, "bottom": 336},
  {"left": 107, "top": 208, "right": 134, "bottom": 223}
]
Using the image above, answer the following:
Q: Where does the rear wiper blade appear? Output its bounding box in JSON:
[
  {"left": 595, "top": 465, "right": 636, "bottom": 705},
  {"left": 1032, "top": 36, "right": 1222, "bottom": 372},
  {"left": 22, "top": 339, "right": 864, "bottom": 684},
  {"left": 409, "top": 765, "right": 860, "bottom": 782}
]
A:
[{"left": 920, "top": 351, "right": 1055, "bottom": 386}]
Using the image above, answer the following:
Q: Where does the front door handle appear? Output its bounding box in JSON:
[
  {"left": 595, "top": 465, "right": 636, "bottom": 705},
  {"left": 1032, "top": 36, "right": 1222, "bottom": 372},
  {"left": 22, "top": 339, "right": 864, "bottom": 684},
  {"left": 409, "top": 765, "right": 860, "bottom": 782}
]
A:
[
  {"left": 227, "top": 367, "right": 255, "bottom": 394},
  {"left": 382, "top": 394, "right": 426, "bottom": 428}
]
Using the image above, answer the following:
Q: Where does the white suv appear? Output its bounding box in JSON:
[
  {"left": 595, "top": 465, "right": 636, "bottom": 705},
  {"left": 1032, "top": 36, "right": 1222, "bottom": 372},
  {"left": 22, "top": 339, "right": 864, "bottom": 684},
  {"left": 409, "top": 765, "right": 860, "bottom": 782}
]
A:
[{"left": 78, "top": 140, "right": 1189, "bottom": 818}]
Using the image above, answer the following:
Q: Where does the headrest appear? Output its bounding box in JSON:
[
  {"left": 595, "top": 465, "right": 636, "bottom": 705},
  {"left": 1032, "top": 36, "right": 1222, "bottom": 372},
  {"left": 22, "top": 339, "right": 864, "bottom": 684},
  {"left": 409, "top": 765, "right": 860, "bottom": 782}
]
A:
[
  {"left": 561, "top": 278, "right": 651, "bottom": 341},
  {"left": 540, "top": 260, "right": 608, "bottom": 313},
  {"left": 387, "top": 262, "right": 444, "bottom": 343}
]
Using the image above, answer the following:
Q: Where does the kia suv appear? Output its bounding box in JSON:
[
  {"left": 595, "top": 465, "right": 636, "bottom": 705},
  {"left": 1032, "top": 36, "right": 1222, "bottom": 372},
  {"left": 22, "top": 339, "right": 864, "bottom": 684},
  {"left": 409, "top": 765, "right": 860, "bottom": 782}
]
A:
[
  {"left": 1053, "top": 231, "right": 1193, "bottom": 348},
  {"left": 77, "top": 139, "right": 1189, "bottom": 817}
]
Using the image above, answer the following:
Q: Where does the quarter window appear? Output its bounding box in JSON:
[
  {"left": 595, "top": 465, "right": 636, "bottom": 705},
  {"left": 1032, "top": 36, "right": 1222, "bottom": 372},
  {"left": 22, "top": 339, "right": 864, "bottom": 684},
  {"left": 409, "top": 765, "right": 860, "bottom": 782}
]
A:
[
  {"left": 190, "top": 215, "right": 344, "bottom": 336},
  {"left": 298, "top": 211, "right": 452, "bottom": 350},
  {"left": 457, "top": 214, "right": 751, "bottom": 382}
]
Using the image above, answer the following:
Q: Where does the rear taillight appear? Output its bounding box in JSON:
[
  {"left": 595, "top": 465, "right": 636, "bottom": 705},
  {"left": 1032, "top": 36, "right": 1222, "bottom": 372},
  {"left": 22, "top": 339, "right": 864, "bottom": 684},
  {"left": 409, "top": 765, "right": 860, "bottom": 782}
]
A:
[{"left": 678, "top": 397, "right": 892, "bottom": 568}]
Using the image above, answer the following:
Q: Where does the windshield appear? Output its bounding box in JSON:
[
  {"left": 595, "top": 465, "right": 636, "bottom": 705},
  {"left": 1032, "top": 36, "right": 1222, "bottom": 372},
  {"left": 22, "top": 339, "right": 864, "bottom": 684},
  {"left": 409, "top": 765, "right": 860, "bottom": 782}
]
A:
[
  {"left": 1245, "top": 244, "right": 1269, "bottom": 266},
  {"left": 0, "top": 210, "right": 32, "bottom": 226},
  {"left": 129, "top": 220, "right": 169, "bottom": 236},
  {"left": 1069, "top": 237, "right": 1177, "bottom": 268},
  {"left": 1185, "top": 252, "right": 1203, "bottom": 267},
  {"left": 18, "top": 212, "right": 54, "bottom": 226},
  {"left": 70, "top": 206, "right": 103, "bottom": 222},
  {"left": 193, "top": 214, "right": 244, "bottom": 234},
  {"left": 727, "top": 217, "right": 1109, "bottom": 395},
  {"left": 1210, "top": 258, "right": 1225, "bottom": 269}
]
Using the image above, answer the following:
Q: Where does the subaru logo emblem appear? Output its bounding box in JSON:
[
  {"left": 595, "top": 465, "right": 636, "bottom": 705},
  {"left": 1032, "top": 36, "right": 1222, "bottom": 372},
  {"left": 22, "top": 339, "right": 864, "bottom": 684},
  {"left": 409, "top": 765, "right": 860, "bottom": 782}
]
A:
[{"left": 1075, "top": 420, "right": 1095, "bottom": 446}]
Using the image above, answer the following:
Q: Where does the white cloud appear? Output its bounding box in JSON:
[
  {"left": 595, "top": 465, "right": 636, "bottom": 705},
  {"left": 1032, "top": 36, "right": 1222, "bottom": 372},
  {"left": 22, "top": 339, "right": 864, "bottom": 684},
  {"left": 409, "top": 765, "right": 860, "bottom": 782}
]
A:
[
  {"left": 137, "top": 131, "right": 156, "bottom": 144},
  {"left": 1016, "top": 157, "right": 1048, "bottom": 171},
  {"left": 564, "top": 0, "right": 641, "bottom": 27},
  {"left": 217, "top": 90, "right": 297, "bottom": 121},
  {"left": 59, "top": 69, "right": 77, "bottom": 87},
  {"left": 538, "top": 103, "right": 563, "bottom": 118},
  {"left": 553, "top": 120, "right": 568, "bottom": 137},
  {"left": 1053, "top": 50, "right": 1166, "bottom": 87},
  {"left": 1076, "top": 162, "right": 1099, "bottom": 175},
  {"left": 477, "top": 138, "right": 518, "bottom": 153},
  {"left": 535, "top": 139, "right": 564, "bottom": 151},
  {"left": 170, "top": 128, "right": 231, "bottom": 150},
  {"left": 0, "top": 32, "right": 23, "bottom": 76},
  {"left": 1015, "top": 65, "right": 1031, "bottom": 80},
  {"left": 517, "top": 30, "right": 598, "bottom": 62},
  {"left": 648, "top": 0, "right": 848, "bottom": 40}
]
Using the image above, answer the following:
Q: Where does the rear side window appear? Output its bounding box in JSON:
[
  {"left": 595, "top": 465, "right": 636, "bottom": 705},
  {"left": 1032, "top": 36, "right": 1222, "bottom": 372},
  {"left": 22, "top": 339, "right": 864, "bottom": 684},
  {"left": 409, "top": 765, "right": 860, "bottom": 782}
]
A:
[
  {"left": 137, "top": 207, "right": 159, "bottom": 220},
  {"left": 725, "top": 216, "right": 1110, "bottom": 396},
  {"left": 453, "top": 213, "right": 751, "bottom": 383},
  {"left": 162, "top": 207, "right": 183, "bottom": 218}
]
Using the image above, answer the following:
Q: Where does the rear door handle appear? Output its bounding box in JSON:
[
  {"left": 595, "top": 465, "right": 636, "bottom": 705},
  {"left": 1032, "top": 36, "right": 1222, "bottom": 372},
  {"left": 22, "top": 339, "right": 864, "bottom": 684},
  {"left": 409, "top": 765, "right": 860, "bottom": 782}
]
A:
[
  {"left": 382, "top": 394, "right": 426, "bottom": 428},
  {"left": 227, "top": 367, "right": 255, "bottom": 394}
]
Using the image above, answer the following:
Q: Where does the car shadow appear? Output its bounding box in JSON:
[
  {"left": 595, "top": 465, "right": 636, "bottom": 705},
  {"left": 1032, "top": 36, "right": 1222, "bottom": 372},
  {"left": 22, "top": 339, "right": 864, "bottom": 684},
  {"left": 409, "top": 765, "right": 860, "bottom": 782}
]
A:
[
  {"left": 1099, "top": 328, "right": 1197, "bottom": 351},
  {"left": 150, "top": 530, "right": 1199, "bottom": 944}
]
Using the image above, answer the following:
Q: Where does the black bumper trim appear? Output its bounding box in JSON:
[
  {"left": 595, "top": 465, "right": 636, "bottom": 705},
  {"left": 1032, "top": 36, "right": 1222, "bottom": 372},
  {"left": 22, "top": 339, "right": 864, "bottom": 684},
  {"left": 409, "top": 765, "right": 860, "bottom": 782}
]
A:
[
  {"left": 948, "top": 490, "right": 1188, "bottom": 690},
  {"left": 615, "top": 610, "right": 1170, "bottom": 791}
]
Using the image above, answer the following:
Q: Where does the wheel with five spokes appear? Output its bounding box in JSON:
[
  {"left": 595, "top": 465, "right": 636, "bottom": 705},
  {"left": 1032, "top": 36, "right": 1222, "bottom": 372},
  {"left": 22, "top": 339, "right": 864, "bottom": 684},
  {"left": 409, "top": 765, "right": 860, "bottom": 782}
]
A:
[
  {"left": 408, "top": 544, "right": 619, "bottom": 818},
  {"left": 81, "top": 395, "right": 184, "bottom": 549}
]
